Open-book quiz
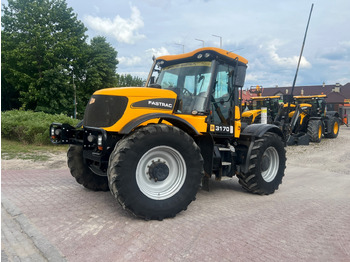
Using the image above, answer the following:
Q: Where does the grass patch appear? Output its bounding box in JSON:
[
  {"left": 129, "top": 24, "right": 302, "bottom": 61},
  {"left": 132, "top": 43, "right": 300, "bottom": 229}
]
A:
[
  {"left": 1, "top": 139, "right": 68, "bottom": 161},
  {"left": 1, "top": 110, "right": 80, "bottom": 145}
]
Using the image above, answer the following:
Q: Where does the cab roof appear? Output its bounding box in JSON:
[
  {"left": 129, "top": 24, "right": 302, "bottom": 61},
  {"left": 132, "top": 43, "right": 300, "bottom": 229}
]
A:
[
  {"left": 251, "top": 96, "right": 281, "bottom": 100},
  {"left": 156, "top": 47, "right": 248, "bottom": 68},
  {"left": 294, "top": 95, "right": 327, "bottom": 99}
]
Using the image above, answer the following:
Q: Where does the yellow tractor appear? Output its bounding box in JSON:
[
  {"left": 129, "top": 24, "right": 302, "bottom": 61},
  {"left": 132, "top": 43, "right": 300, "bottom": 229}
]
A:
[
  {"left": 291, "top": 95, "right": 340, "bottom": 142},
  {"left": 50, "top": 47, "right": 286, "bottom": 220},
  {"left": 275, "top": 94, "right": 340, "bottom": 145}
]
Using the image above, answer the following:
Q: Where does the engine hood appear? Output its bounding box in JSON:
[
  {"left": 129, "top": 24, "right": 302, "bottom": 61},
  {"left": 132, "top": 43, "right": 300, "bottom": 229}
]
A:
[{"left": 93, "top": 87, "right": 178, "bottom": 99}]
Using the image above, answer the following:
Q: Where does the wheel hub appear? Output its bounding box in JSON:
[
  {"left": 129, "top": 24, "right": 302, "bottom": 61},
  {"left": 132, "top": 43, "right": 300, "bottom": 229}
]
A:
[
  {"left": 261, "top": 155, "right": 271, "bottom": 172},
  {"left": 148, "top": 160, "right": 169, "bottom": 182}
]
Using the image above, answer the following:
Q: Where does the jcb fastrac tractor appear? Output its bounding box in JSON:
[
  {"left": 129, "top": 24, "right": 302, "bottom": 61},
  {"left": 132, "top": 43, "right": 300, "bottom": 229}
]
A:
[
  {"left": 50, "top": 47, "right": 286, "bottom": 220},
  {"left": 274, "top": 94, "right": 340, "bottom": 145},
  {"left": 289, "top": 95, "right": 340, "bottom": 143}
]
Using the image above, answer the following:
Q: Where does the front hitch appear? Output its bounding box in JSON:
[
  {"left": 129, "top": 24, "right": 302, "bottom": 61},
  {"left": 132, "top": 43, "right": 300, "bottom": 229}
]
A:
[{"left": 50, "top": 123, "right": 80, "bottom": 144}]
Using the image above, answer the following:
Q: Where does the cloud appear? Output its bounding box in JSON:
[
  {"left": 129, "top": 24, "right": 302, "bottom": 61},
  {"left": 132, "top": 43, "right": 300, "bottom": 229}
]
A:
[
  {"left": 118, "top": 56, "right": 142, "bottom": 66},
  {"left": 146, "top": 47, "right": 170, "bottom": 58},
  {"left": 267, "top": 43, "right": 311, "bottom": 69},
  {"left": 84, "top": 5, "right": 145, "bottom": 44},
  {"left": 319, "top": 41, "right": 350, "bottom": 61}
]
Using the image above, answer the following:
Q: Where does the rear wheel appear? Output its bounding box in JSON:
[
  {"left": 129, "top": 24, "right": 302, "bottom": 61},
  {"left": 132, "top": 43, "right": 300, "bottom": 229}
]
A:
[
  {"left": 324, "top": 117, "right": 340, "bottom": 138},
  {"left": 307, "top": 119, "right": 322, "bottom": 142},
  {"left": 107, "top": 124, "right": 204, "bottom": 220},
  {"left": 67, "top": 145, "right": 109, "bottom": 191},
  {"left": 237, "top": 132, "right": 286, "bottom": 195}
]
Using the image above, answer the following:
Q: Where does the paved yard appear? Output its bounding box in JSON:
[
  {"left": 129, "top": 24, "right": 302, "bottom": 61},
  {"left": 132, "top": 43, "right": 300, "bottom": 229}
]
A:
[{"left": 2, "top": 126, "right": 350, "bottom": 261}]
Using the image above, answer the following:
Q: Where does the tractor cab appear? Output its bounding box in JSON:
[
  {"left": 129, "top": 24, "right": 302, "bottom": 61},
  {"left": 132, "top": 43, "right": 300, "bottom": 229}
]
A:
[
  {"left": 293, "top": 95, "right": 327, "bottom": 117},
  {"left": 146, "top": 47, "right": 248, "bottom": 138}
]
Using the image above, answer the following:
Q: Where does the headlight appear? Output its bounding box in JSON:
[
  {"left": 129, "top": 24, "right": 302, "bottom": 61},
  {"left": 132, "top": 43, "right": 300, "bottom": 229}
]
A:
[
  {"left": 97, "top": 134, "right": 103, "bottom": 146},
  {"left": 97, "top": 134, "right": 103, "bottom": 151}
]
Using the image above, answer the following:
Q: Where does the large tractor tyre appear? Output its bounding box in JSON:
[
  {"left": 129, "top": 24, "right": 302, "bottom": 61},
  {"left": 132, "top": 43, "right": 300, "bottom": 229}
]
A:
[
  {"left": 67, "top": 145, "right": 109, "bottom": 191},
  {"left": 237, "top": 132, "right": 286, "bottom": 195},
  {"left": 324, "top": 117, "right": 340, "bottom": 138},
  {"left": 307, "top": 119, "right": 323, "bottom": 142},
  {"left": 107, "top": 124, "right": 204, "bottom": 220}
]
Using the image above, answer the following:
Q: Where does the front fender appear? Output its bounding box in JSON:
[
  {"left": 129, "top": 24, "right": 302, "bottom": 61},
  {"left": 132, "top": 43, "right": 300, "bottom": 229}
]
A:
[{"left": 119, "top": 113, "right": 200, "bottom": 135}]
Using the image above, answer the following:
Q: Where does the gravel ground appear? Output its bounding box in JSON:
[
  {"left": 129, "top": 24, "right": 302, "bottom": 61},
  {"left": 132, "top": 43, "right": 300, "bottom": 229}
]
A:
[{"left": 286, "top": 126, "right": 350, "bottom": 175}]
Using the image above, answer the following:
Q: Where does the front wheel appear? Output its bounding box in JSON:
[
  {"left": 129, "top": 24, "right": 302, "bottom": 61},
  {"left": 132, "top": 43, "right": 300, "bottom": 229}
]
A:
[
  {"left": 307, "top": 119, "right": 322, "bottom": 142},
  {"left": 237, "top": 132, "right": 286, "bottom": 195},
  {"left": 107, "top": 124, "right": 204, "bottom": 220},
  {"left": 67, "top": 145, "right": 109, "bottom": 191}
]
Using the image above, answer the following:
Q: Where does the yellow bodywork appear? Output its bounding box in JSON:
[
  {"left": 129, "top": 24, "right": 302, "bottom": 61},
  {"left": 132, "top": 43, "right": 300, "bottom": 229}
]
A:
[
  {"left": 242, "top": 109, "right": 261, "bottom": 123},
  {"left": 294, "top": 95, "right": 327, "bottom": 99},
  {"left": 234, "top": 106, "right": 242, "bottom": 138},
  {"left": 286, "top": 103, "right": 312, "bottom": 125},
  {"left": 92, "top": 87, "right": 209, "bottom": 134},
  {"left": 251, "top": 96, "right": 280, "bottom": 100}
]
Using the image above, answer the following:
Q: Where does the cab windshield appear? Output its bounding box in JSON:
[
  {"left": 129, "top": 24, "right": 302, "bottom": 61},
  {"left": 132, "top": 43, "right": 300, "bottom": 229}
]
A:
[{"left": 155, "top": 61, "right": 212, "bottom": 114}]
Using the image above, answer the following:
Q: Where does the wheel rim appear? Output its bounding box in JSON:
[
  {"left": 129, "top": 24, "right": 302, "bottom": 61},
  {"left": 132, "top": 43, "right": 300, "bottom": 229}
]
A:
[
  {"left": 333, "top": 121, "right": 339, "bottom": 134},
  {"left": 136, "top": 146, "right": 186, "bottom": 200},
  {"left": 260, "top": 146, "right": 279, "bottom": 182}
]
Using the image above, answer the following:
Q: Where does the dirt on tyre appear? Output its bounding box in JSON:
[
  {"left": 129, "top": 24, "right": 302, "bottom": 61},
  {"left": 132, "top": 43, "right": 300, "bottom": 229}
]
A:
[
  {"left": 237, "top": 132, "right": 286, "bottom": 195},
  {"left": 324, "top": 117, "right": 340, "bottom": 138},
  {"left": 107, "top": 124, "right": 204, "bottom": 220},
  {"left": 307, "top": 119, "right": 323, "bottom": 143},
  {"left": 67, "top": 145, "right": 109, "bottom": 191}
]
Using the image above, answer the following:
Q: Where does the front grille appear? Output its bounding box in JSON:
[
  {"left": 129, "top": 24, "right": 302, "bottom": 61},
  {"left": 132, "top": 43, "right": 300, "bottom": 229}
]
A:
[{"left": 83, "top": 95, "right": 128, "bottom": 128}]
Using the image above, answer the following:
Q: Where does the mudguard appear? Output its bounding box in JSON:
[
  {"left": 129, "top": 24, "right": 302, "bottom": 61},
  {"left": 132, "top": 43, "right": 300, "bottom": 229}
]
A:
[
  {"left": 240, "top": 123, "right": 284, "bottom": 139},
  {"left": 239, "top": 124, "right": 285, "bottom": 174},
  {"left": 119, "top": 113, "right": 200, "bottom": 135}
]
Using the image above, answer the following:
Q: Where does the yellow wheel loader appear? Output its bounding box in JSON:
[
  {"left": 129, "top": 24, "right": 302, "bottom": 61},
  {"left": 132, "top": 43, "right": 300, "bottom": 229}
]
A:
[{"left": 50, "top": 47, "right": 286, "bottom": 220}]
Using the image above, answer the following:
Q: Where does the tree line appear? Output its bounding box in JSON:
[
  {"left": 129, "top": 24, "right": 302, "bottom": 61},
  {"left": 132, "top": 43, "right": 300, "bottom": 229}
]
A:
[{"left": 1, "top": 0, "right": 144, "bottom": 117}]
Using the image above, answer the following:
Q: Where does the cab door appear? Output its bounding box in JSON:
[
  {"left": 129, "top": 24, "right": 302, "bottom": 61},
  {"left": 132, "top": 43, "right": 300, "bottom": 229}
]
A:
[{"left": 209, "top": 63, "right": 235, "bottom": 136}]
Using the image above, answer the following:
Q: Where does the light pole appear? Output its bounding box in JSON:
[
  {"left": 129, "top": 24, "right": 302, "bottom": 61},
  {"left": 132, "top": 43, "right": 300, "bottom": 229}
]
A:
[
  {"left": 175, "top": 43, "right": 185, "bottom": 53},
  {"left": 195, "top": 38, "right": 205, "bottom": 47},
  {"left": 212, "top": 34, "right": 222, "bottom": 48},
  {"left": 72, "top": 72, "right": 77, "bottom": 119}
]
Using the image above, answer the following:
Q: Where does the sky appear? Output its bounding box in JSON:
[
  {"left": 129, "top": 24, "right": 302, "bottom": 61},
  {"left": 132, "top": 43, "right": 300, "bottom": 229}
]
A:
[{"left": 4, "top": 0, "right": 350, "bottom": 89}]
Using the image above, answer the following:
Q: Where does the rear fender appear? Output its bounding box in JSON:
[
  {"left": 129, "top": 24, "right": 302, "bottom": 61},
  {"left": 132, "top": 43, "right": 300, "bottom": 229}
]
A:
[{"left": 240, "top": 123, "right": 284, "bottom": 140}]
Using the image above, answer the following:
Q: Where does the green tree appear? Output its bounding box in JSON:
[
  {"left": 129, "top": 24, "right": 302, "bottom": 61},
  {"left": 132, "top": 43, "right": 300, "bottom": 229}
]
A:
[
  {"left": 1, "top": 0, "right": 88, "bottom": 114},
  {"left": 78, "top": 36, "right": 118, "bottom": 114},
  {"left": 115, "top": 74, "right": 144, "bottom": 87}
]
